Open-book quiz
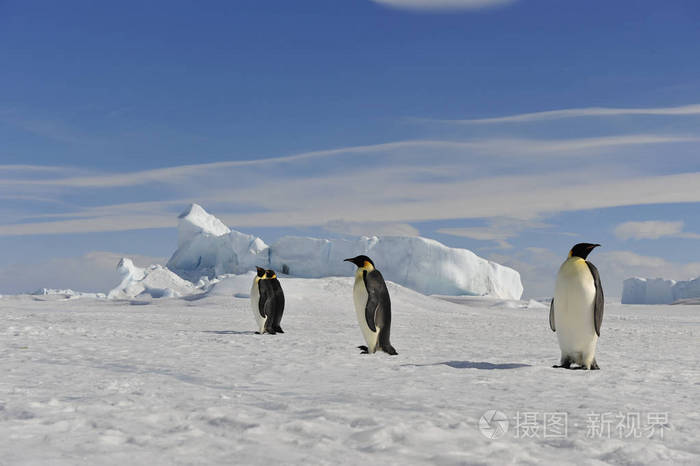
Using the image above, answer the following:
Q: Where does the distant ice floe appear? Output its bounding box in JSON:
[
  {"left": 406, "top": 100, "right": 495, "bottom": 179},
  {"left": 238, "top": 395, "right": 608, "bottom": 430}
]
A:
[
  {"left": 30, "top": 288, "right": 106, "bottom": 299},
  {"left": 621, "top": 276, "right": 700, "bottom": 304}
]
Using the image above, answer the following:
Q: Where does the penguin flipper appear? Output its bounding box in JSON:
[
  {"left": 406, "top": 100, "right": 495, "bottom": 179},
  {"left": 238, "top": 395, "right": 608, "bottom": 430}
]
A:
[
  {"left": 586, "top": 262, "right": 604, "bottom": 336},
  {"left": 363, "top": 270, "right": 392, "bottom": 333},
  {"left": 549, "top": 298, "right": 556, "bottom": 332},
  {"left": 364, "top": 302, "right": 378, "bottom": 332}
]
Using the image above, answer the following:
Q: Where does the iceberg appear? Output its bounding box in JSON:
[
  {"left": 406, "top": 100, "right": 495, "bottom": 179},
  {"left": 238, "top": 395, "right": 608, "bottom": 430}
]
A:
[
  {"left": 165, "top": 204, "right": 523, "bottom": 299},
  {"left": 166, "top": 204, "right": 268, "bottom": 283},
  {"left": 621, "top": 276, "right": 700, "bottom": 304},
  {"left": 108, "top": 258, "right": 197, "bottom": 299},
  {"left": 269, "top": 235, "right": 522, "bottom": 298}
]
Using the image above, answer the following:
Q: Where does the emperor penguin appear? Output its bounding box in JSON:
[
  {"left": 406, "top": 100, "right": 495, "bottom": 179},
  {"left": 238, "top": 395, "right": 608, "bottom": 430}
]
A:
[
  {"left": 344, "top": 255, "right": 397, "bottom": 355},
  {"left": 265, "top": 269, "right": 285, "bottom": 334},
  {"left": 250, "top": 266, "right": 275, "bottom": 334},
  {"left": 550, "top": 243, "right": 604, "bottom": 370}
]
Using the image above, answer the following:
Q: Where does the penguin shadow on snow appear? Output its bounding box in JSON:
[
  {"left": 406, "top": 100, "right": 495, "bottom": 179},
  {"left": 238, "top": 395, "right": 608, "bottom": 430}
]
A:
[{"left": 405, "top": 361, "right": 531, "bottom": 370}]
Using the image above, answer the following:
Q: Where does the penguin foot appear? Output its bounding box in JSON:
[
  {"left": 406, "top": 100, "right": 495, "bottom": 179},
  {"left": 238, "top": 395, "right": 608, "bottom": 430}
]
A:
[
  {"left": 590, "top": 359, "right": 600, "bottom": 370},
  {"left": 383, "top": 345, "right": 398, "bottom": 356},
  {"left": 552, "top": 363, "right": 572, "bottom": 369},
  {"left": 274, "top": 326, "right": 284, "bottom": 333},
  {"left": 553, "top": 356, "right": 574, "bottom": 369},
  {"left": 357, "top": 345, "right": 369, "bottom": 354}
]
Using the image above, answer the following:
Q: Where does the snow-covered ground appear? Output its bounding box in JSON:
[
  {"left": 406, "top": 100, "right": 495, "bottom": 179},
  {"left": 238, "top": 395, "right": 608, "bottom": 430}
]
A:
[{"left": 1, "top": 276, "right": 698, "bottom": 465}]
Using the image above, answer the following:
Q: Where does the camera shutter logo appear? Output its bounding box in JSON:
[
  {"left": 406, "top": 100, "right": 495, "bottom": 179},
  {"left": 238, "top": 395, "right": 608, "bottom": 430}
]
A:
[{"left": 479, "top": 410, "right": 509, "bottom": 440}]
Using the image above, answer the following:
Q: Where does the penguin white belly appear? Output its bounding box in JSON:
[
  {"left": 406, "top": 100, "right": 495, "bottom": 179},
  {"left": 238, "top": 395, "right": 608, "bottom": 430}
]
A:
[
  {"left": 250, "top": 280, "right": 267, "bottom": 333},
  {"left": 554, "top": 258, "right": 598, "bottom": 366},
  {"left": 353, "top": 274, "right": 379, "bottom": 352}
]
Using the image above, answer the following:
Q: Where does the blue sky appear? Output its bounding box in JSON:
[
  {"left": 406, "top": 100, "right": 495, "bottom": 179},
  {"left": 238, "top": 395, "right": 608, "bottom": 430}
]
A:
[{"left": 2, "top": 0, "right": 700, "bottom": 296}]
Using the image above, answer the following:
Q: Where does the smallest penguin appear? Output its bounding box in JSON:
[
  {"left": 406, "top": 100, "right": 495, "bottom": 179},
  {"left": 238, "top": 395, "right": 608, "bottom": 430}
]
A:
[{"left": 250, "top": 267, "right": 284, "bottom": 334}]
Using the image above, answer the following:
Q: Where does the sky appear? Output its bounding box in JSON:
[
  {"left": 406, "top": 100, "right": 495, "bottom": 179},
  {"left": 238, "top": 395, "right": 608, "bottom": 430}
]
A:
[{"left": 2, "top": 0, "right": 700, "bottom": 297}]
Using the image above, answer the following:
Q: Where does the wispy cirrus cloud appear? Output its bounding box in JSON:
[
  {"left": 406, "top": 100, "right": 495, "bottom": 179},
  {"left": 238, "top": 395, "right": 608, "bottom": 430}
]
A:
[
  {"left": 613, "top": 220, "right": 700, "bottom": 240},
  {"left": 0, "top": 165, "right": 71, "bottom": 173},
  {"left": 5, "top": 169, "right": 700, "bottom": 236},
  {"left": 1, "top": 116, "right": 700, "bottom": 238},
  {"left": 424, "top": 103, "right": 700, "bottom": 125},
  {"left": 0, "top": 215, "right": 177, "bottom": 236},
  {"left": 323, "top": 220, "right": 420, "bottom": 237},
  {"left": 370, "top": 0, "right": 517, "bottom": 12},
  {"left": 0, "top": 134, "right": 693, "bottom": 190},
  {"left": 438, "top": 218, "right": 552, "bottom": 249}
]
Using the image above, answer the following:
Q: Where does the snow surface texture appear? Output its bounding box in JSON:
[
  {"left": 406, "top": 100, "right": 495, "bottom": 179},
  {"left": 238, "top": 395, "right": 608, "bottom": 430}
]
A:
[
  {"left": 166, "top": 204, "right": 523, "bottom": 299},
  {"left": 622, "top": 276, "right": 700, "bottom": 304},
  {"left": 1, "top": 276, "right": 698, "bottom": 465}
]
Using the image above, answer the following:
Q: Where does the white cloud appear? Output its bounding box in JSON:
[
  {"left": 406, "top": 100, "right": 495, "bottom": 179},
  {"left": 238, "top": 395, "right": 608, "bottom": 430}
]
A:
[
  {"left": 0, "top": 134, "right": 692, "bottom": 190},
  {"left": 5, "top": 169, "right": 700, "bottom": 237},
  {"left": 614, "top": 221, "right": 700, "bottom": 240},
  {"left": 0, "top": 165, "right": 69, "bottom": 173},
  {"left": 1, "top": 127, "right": 700, "bottom": 237},
  {"left": 370, "top": 0, "right": 516, "bottom": 11},
  {"left": 439, "top": 226, "right": 513, "bottom": 241},
  {"left": 431, "top": 103, "right": 700, "bottom": 124},
  {"left": 438, "top": 218, "right": 552, "bottom": 249},
  {"left": 0, "top": 215, "right": 176, "bottom": 236},
  {"left": 323, "top": 220, "right": 419, "bottom": 237}
]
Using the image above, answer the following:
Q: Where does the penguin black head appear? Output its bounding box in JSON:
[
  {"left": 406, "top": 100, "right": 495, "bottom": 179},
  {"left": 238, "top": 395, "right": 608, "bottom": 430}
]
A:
[
  {"left": 255, "top": 266, "right": 266, "bottom": 278},
  {"left": 569, "top": 243, "right": 601, "bottom": 260},
  {"left": 344, "top": 255, "right": 375, "bottom": 269},
  {"left": 265, "top": 269, "right": 277, "bottom": 279}
]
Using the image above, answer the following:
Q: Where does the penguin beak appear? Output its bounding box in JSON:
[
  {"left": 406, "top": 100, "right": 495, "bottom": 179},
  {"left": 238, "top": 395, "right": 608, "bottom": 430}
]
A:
[{"left": 344, "top": 257, "right": 358, "bottom": 267}]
